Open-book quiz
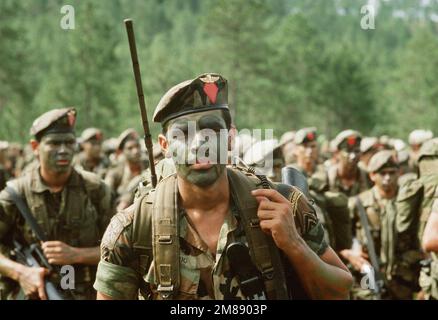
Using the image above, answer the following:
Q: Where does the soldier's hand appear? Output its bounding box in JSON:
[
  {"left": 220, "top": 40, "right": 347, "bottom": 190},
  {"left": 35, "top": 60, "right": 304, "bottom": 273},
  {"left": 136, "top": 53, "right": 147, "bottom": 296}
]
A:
[
  {"left": 42, "top": 241, "right": 79, "bottom": 265},
  {"left": 17, "top": 265, "right": 49, "bottom": 300},
  {"left": 341, "top": 249, "right": 370, "bottom": 272},
  {"left": 252, "top": 188, "right": 299, "bottom": 251}
]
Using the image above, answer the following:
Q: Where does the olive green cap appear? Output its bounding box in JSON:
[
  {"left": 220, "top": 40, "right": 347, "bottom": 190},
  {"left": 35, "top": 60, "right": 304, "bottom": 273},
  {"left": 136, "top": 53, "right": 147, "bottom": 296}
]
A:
[
  {"left": 332, "top": 129, "right": 362, "bottom": 151},
  {"left": 367, "top": 150, "right": 398, "bottom": 173},
  {"left": 30, "top": 108, "right": 76, "bottom": 140},
  {"left": 418, "top": 138, "right": 438, "bottom": 161},
  {"left": 153, "top": 73, "right": 229, "bottom": 126},
  {"left": 117, "top": 128, "right": 139, "bottom": 151},
  {"left": 294, "top": 127, "right": 317, "bottom": 145},
  {"left": 81, "top": 127, "right": 103, "bottom": 143}
]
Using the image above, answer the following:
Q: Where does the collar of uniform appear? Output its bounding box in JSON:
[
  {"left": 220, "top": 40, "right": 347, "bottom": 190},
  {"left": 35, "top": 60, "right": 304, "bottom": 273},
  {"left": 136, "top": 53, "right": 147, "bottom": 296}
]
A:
[
  {"left": 31, "top": 165, "right": 81, "bottom": 193},
  {"left": 179, "top": 203, "right": 238, "bottom": 256}
]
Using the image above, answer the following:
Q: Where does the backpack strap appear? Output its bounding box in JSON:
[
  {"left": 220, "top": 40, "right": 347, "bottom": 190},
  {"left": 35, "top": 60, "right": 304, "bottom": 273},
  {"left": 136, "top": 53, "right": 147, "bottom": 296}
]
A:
[
  {"left": 227, "top": 168, "right": 289, "bottom": 299},
  {"left": 151, "top": 174, "right": 180, "bottom": 299}
]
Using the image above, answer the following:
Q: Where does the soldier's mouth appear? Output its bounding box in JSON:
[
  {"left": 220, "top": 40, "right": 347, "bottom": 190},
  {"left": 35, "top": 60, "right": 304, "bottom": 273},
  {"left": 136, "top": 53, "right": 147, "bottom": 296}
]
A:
[
  {"left": 56, "top": 159, "right": 70, "bottom": 165},
  {"left": 191, "top": 159, "right": 213, "bottom": 170}
]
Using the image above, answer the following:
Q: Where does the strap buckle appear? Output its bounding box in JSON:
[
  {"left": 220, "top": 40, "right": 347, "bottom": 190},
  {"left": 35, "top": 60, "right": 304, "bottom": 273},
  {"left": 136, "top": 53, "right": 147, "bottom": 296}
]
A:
[
  {"left": 157, "top": 285, "right": 174, "bottom": 299},
  {"left": 262, "top": 267, "right": 274, "bottom": 280},
  {"left": 158, "top": 235, "right": 172, "bottom": 244}
]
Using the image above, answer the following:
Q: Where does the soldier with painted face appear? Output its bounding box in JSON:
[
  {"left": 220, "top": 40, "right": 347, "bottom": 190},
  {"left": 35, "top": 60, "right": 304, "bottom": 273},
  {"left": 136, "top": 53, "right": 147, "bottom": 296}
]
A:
[
  {"left": 104, "top": 129, "right": 146, "bottom": 200},
  {"left": 94, "top": 73, "right": 352, "bottom": 300},
  {"left": 343, "top": 151, "right": 421, "bottom": 299},
  {"left": 291, "top": 128, "right": 352, "bottom": 255},
  {"left": 397, "top": 138, "right": 438, "bottom": 300},
  {"left": 74, "top": 128, "right": 110, "bottom": 179},
  {"left": 0, "top": 108, "right": 115, "bottom": 300},
  {"left": 327, "top": 130, "right": 371, "bottom": 197}
]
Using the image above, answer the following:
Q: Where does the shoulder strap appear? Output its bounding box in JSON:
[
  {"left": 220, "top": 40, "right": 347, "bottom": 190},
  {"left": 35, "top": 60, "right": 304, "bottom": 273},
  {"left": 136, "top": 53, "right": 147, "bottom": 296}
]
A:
[
  {"left": 227, "top": 168, "right": 289, "bottom": 299},
  {"left": 4, "top": 185, "right": 49, "bottom": 242},
  {"left": 151, "top": 174, "right": 180, "bottom": 299}
]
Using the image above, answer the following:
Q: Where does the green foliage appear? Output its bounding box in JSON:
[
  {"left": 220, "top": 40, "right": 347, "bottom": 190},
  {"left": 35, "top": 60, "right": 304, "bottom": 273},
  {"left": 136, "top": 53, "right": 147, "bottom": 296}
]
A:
[{"left": 0, "top": 0, "right": 436, "bottom": 143}]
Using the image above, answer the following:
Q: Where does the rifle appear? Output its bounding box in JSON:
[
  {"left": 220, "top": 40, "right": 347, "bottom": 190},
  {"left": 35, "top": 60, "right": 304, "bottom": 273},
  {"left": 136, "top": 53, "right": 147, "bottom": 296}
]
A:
[
  {"left": 355, "top": 197, "right": 385, "bottom": 299},
  {"left": 124, "top": 19, "right": 157, "bottom": 188},
  {"left": 281, "top": 166, "right": 310, "bottom": 197},
  {"left": 5, "top": 186, "right": 68, "bottom": 300}
]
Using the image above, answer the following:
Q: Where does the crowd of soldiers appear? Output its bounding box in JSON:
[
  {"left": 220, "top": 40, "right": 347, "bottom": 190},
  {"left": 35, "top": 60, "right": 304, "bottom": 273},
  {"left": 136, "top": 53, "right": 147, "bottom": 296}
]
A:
[{"left": 0, "top": 72, "right": 437, "bottom": 300}]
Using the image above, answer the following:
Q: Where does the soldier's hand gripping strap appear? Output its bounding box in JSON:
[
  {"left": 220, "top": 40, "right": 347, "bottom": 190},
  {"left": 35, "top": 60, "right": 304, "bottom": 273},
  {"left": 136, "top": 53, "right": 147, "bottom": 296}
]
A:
[
  {"left": 227, "top": 169, "right": 289, "bottom": 299},
  {"left": 152, "top": 175, "right": 180, "bottom": 299}
]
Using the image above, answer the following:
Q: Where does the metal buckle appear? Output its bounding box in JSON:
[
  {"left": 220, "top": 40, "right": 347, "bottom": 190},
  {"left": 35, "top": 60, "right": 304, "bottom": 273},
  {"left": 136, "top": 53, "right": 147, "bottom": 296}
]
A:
[
  {"left": 158, "top": 235, "right": 172, "bottom": 244},
  {"left": 262, "top": 267, "right": 274, "bottom": 280},
  {"left": 157, "top": 285, "right": 174, "bottom": 299}
]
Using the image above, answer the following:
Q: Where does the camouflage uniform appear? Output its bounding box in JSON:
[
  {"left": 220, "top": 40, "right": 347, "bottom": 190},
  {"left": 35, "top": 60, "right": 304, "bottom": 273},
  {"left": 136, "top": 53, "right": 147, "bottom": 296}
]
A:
[
  {"left": 327, "top": 130, "right": 371, "bottom": 197},
  {"left": 290, "top": 127, "right": 351, "bottom": 252},
  {"left": 397, "top": 138, "right": 438, "bottom": 299},
  {"left": 94, "top": 169, "right": 327, "bottom": 300},
  {"left": 0, "top": 108, "right": 116, "bottom": 300},
  {"left": 94, "top": 73, "right": 329, "bottom": 300},
  {"left": 350, "top": 151, "right": 422, "bottom": 299}
]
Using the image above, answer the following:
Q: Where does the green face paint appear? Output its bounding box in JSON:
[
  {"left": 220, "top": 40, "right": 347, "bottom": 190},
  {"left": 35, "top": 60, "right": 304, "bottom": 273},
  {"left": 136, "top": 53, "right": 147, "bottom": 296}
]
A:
[
  {"left": 38, "top": 133, "right": 76, "bottom": 173},
  {"left": 166, "top": 110, "right": 229, "bottom": 187}
]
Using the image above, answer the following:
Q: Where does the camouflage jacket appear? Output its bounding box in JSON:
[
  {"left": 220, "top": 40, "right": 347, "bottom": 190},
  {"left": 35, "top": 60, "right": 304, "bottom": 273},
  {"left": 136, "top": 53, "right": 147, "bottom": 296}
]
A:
[
  {"left": 0, "top": 166, "right": 115, "bottom": 299},
  {"left": 351, "top": 187, "right": 422, "bottom": 299},
  {"left": 291, "top": 165, "right": 351, "bottom": 252},
  {"left": 94, "top": 169, "right": 328, "bottom": 300}
]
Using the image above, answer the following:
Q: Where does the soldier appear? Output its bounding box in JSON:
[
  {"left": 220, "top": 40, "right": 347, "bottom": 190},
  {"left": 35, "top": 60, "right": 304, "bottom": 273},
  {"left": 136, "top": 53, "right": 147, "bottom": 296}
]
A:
[
  {"left": 327, "top": 129, "right": 371, "bottom": 197},
  {"left": 104, "top": 129, "right": 145, "bottom": 200},
  {"left": 74, "top": 128, "right": 110, "bottom": 179},
  {"left": 343, "top": 151, "right": 421, "bottom": 299},
  {"left": 290, "top": 127, "right": 352, "bottom": 256},
  {"left": 94, "top": 73, "right": 352, "bottom": 300},
  {"left": 0, "top": 108, "right": 115, "bottom": 300},
  {"left": 408, "top": 129, "right": 433, "bottom": 172},
  {"left": 397, "top": 138, "right": 438, "bottom": 300}
]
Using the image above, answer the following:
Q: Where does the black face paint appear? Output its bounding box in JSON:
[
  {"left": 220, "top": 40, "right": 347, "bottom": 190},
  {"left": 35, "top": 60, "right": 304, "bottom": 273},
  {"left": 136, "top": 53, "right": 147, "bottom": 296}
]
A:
[
  {"left": 166, "top": 110, "right": 229, "bottom": 187},
  {"left": 38, "top": 133, "right": 76, "bottom": 173}
]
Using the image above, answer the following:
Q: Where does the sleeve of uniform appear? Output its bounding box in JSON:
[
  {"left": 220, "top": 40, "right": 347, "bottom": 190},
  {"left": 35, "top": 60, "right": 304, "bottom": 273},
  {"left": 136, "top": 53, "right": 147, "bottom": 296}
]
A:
[
  {"left": 292, "top": 191, "right": 329, "bottom": 256},
  {"left": 95, "top": 181, "right": 117, "bottom": 237},
  {"left": 93, "top": 210, "right": 140, "bottom": 300}
]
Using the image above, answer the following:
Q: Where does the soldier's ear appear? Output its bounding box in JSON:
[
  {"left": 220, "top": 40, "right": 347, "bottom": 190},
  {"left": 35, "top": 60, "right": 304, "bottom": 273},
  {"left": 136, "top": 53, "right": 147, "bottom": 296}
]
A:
[
  {"left": 158, "top": 134, "right": 169, "bottom": 156},
  {"left": 30, "top": 139, "right": 39, "bottom": 156},
  {"left": 369, "top": 172, "right": 378, "bottom": 183}
]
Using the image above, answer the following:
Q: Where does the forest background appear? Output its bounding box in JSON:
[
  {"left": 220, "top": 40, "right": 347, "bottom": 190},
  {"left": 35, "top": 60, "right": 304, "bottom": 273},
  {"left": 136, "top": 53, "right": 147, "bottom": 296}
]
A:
[{"left": 1, "top": 0, "right": 437, "bottom": 143}]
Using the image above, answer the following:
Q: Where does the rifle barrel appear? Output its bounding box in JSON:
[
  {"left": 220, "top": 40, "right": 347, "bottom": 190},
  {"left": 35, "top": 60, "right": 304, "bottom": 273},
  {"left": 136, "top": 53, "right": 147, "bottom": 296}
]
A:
[{"left": 124, "top": 19, "right": 157, "bottom": 187}]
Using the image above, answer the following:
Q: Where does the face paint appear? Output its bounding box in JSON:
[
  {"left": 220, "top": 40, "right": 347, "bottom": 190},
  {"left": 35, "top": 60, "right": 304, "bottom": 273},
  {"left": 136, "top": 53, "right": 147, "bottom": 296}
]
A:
[
  {"left": 166, "top": 110, "right": 228, "bottom": 187},
  {"left": 38, "top": 133, "right": 76, "bottom": 173}
]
